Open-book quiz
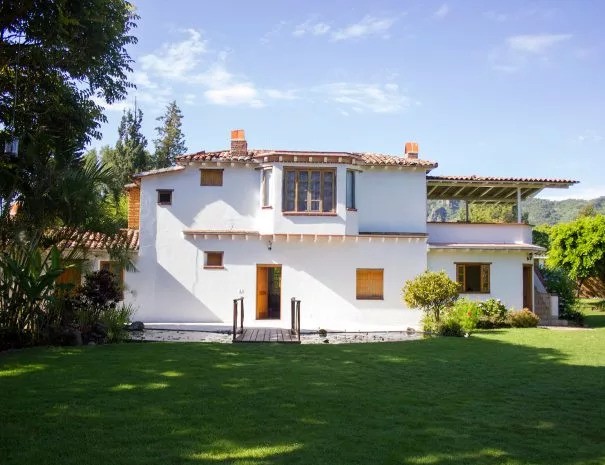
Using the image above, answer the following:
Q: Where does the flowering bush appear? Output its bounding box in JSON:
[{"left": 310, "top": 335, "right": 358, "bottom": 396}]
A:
[
  {"left": 445, "top": 298, "right": 481, "bottom": 334},
  {"left": 477, "top": 298, "right": 509, "bottom": 328}
]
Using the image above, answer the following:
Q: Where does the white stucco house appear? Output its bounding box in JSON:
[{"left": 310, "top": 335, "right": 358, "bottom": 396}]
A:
[{"left": 121, "top": 130, "right": 576, "bottom": 331}]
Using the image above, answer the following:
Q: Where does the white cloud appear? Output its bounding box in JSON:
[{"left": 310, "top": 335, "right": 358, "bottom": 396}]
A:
[
  {"left": 507, "top": 34, "right": 572, "bottom": 54},
  {"left": 140, "top": 29, "right": 207, "bottom": 79},
  {"left": 205, "top": 84, "right": 264, "bottom": 108},
  {"left": 318, "top": 82, "right": 409, "bottom": 113},
  {"left": 489, "top": 33, "right": 572, "bottom": 72},
  {"left": 264, "top": 89, "right": 299, "bottom": 100},
  {"left": 331, "top": 16, "right": 396, "bottom": 41},
  {"left": 577, "top": 131, "right": 603, "bottom": 144},
  {"left": 293, "top": 20, "right": 331, "bottom": 37},
  {"left": 434, "top": 4, "right": 450, "bottom": 19},
  {"left": 260, "top": 20, "right": 288, "bottom": 44}
]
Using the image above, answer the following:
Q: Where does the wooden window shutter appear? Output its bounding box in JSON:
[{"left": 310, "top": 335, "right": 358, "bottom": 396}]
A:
[
  {"left": 480, "top": 264, "right": 490, "bottom": 293},
  {"left": 456, "top": 264, "right": 465, "bottom": 290},
  {"left": 201, "top": 169, "right": 223, "bottom": 186},
  {"left": 356, "top": 269, "right": 384, "bottom": 300}
]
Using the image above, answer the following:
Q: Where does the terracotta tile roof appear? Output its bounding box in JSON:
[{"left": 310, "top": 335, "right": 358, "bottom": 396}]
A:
[
  {"left": 428, "top": 175, "right": 578, "bottom": 184},
  {"left": 132, "top": 165, "right": 185, "bottom": 178},
  {"left": 359, "top": 153, "right": 436, "bottom": 167},
  {"left": 176, "top": 149, "right": 437, "bottom": 168},
  {"left": 61, "top": 228, "right": 139, "bottom": 251}
]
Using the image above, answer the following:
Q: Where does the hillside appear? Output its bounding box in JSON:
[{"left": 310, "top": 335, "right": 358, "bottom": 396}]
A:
[{"left": 427, "top": 197, "right": 605, "bottom": 226}]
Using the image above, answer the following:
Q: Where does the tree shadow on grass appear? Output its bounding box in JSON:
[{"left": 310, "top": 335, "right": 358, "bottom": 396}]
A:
[{"left": 1, "top": 335, "right": 604, "bottom": 465}]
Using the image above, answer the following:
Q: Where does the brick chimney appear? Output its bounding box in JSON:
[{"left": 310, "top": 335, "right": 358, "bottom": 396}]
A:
[
  {"left": 405, "top": 141, "right": 419, "bottom": 159},
  {"left": 126, "top": 183, "right": 140, "bottom": 229},
  {"left": 230, "top": 129, "right": 247, "bottom": 156}
]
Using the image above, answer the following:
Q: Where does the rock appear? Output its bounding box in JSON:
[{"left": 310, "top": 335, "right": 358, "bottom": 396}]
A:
[
  {"left": 323, "top": 339, "right": 330, "bottom": 344},
  {"left": 63, "top": 328, "right": 83, "bottom": 346},
  {"left": 88, "top": 341, "right": 96, "bottom": 346},
  {"left": 129, "top": 321, "right": 145, "bottom": 331},
  {"left": 92, "top": 322, "right": 108, "bottom": 337},
  {"left": 406, "top": 327, "right": 416, "bottom": 333}
]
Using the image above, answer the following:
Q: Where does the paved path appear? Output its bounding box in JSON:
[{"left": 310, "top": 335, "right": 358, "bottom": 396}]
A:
[{"left": 129, "top": 329, "right": 423, "bottom": 344}]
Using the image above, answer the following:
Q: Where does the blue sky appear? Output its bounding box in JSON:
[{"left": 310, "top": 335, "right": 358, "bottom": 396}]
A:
[{"left": 93, "top": 0, "right": 604, "bottom": 200}]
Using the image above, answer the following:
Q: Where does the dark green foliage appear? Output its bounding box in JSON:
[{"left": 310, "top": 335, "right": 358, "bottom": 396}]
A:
[
  {"left": 532, "top": 224, "right": 551, "bottom": 250},
  {"left": 507, "top": 309, "right": 540, "bottom": 328},
  {"left": 437, "top": 318, "right": 465, "bottom": 337},
  {"left": 538, "top": 266, "right": 577, "bottom": 318},
  {"left": 153, "top": 100, "right": 187, "bottom": 168},
  {"left": 428, "top": 197, "right": 605, "bottom": 226},
  {"left": 547, "top": 215, "right": 605, "bottom": 293},
  {"left": 102, "top": 108, "right": 152, "bottom": 190}
]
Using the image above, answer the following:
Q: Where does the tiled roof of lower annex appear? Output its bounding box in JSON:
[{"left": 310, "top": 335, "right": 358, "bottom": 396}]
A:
[
  {"left": 61, "top": 228, "right": 139, "bottom": 251},
  {"left": 427, "top": 175, "right": 578, "bottom": 184},
  {"left": 176, "top": 149, "right": 437, "bottom": 168}
]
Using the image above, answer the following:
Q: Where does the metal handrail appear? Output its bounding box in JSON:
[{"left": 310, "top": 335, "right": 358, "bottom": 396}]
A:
[
  {"left": 232, "top": 297, "right": 244, "bottom": 342},
  {"left": 290, "top": 297, "right": 301, "bottom": 341}
]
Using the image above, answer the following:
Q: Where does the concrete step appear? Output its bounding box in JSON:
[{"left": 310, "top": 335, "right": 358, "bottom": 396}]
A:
[{"left": 539, "top": 318, "right": 569, "bottom": 327}]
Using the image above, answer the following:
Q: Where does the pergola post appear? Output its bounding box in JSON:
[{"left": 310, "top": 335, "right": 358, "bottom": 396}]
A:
[
  {"left": 516, "top": 188, "right": 522, "bottom": 223},
  {"left": 465, "top": 200, "right": 470, "bottom": 222}
]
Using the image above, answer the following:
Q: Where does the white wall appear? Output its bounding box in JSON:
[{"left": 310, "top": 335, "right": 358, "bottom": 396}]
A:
[
  {"left": 357, "top": 169, "right": 427, "bottom": 233},
  {"left": 428, "top": 249, "right": 531, "bottom": 310},
  {"left": 126, "top": 236, "right": 427, "bottom": 331},
  {"left": 427, "top": 223, "right": 533, "bottom": 244}
]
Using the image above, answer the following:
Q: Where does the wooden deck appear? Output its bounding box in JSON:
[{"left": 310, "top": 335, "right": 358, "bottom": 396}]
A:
[{"left": 233, "top": 327, "right": 300, "bottom": 344}]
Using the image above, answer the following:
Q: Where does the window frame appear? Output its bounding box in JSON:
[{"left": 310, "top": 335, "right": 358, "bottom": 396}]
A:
[
  {"left": 261, "top": 168, "right": 273, "bottom": 208},
  {"left": 455, "top": 262, "right": 491, "bottom": 294},
  {"left": 156, "top": 189, "right": 173, "bottom": 205},
  {"left": 200, "top": 169, "right": 224, "bottom": 187},
  {"left": 356, "top": 268, "right": 384, "bottom": 300},
  {"left": 204, "top": 251, "right": 224, "bottom": 269},
  {"left": 346, "top": 169, "right": 356, "bottom": 210},
  {"left": 282, "top": 168, "right": 337, "bottom": 215}
]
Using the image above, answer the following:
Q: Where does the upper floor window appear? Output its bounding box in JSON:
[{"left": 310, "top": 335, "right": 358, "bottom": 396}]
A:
[
  {"left": 204, "top": 251, "right": 224, "bottom": 269},
  {"left": 283, "top": 169, "right": 335, "bottom": 213},
  {"left": 456, "top": 263, "right": 490, "bottom": 293},
  {"left": 261, "top": 168, "right": 272, "bottom": 207},
  {"left": 346, "top": 170, "right": 356, "bottom": 210},
  {"left": 200, "top": 169, "right": 223, "bottom": 186},
  {"left": 157, "top": 189, "right": 173, "bottom": 205}
]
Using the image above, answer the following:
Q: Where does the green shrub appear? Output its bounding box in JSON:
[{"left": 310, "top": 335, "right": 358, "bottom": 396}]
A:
[
  {"left": 102, "top": 303, "right": 135, "bottom": 343},
  {"left": 477, "top": 298, "right": 510, "bottom": 328},
  {"left": 539, "top": 266, "right": 577, "bottom": 320},
  {"left": 437, "top": 319, "right": 465, "bottom": 337},
  {"left": 421, "top": 314, "right": 438, "bottom": 333},
  {"left": 446, "top": 298, "right": 481, "bottom": 333},
  {"left": 508, "top": 309, "right": 540, "bottom": 328},
  {"left": 403, "top": 271, "right": 460, "bottom": 323}
]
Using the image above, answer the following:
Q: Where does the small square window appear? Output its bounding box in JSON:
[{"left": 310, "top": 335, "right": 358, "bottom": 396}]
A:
[
  {"left": 157, "top": 189, "right": 173, "bottom": 205},
  {"left": 356, "top": 268, "right": 384, "bottom": 300},
  {"left": 204, "top": 251, "right": 224, "bottom": 269},
  {"left": 201, "top": 169, "right": 223, "bottom": 186}
]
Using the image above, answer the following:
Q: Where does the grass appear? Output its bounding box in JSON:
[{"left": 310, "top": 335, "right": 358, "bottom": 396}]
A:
[{"left": 1, "top": 328, "right": 605, "bottom": 465}]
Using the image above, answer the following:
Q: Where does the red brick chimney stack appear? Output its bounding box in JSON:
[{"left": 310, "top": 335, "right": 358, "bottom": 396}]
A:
[
  {"left": 405, "top": 141, "right": 419, "bottom": 159},
  {"left": 231, "top": 129, "right": 248, "bottom": 156}
]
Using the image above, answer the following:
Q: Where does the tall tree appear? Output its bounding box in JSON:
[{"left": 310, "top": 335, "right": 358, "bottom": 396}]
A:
[
  {"left": 153, "top": 100, "right": 187, "bottom": 168},
  {"left": 103, "top": 108, "right": 151, "bottom": 190}
]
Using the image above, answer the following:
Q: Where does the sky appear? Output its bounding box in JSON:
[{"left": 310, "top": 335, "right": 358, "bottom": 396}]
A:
[{"left": 92, "top": 0, "right": 604, "bottom": 200}]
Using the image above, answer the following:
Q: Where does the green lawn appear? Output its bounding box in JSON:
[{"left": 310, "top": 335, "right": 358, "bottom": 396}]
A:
[{"left": 1, "top": 328, "right": 604, "bottom": 465}]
